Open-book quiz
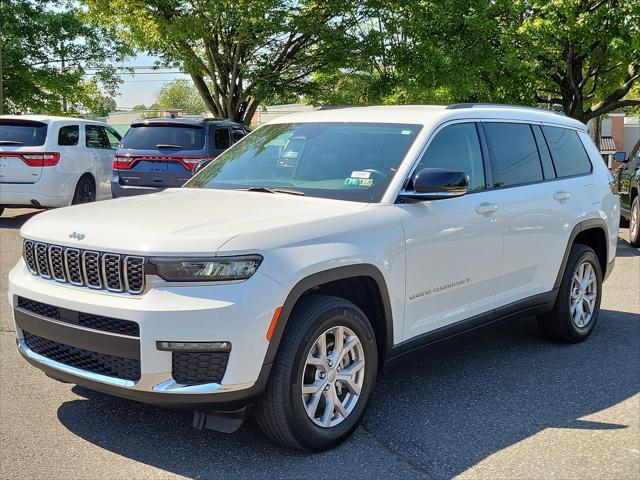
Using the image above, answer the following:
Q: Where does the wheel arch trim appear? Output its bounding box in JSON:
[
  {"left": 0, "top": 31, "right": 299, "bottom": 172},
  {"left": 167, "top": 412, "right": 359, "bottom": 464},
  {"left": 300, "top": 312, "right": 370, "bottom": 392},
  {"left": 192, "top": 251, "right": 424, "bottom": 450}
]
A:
[
  {"left": 262, "top": 264, "right": 394, "bottom": 366},
  {"left": 554, "top": 218, "right": 609, "bottom": 289}
]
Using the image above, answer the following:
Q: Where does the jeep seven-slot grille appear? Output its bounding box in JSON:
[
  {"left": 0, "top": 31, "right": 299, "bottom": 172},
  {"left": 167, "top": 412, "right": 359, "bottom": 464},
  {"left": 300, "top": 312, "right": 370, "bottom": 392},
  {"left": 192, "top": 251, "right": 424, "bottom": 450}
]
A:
[{"left": 22, "top": 240, "right": 145, "bottom": 295}]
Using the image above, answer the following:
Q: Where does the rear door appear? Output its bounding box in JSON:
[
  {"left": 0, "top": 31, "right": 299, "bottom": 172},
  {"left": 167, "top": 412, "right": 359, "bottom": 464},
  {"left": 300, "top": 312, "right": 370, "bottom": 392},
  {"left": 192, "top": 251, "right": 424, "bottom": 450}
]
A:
[
  {"left": 486, "top": 122, "right": 580, "bottom": 307},
  {"left": 0, "top": 119, "right": 48, "bottom": 183},
  {"left": 117, "top": 123, "right": 207, "bottom": 188},
  {"left": 617, "top": 156, "right": 640, "bottom": 215}
]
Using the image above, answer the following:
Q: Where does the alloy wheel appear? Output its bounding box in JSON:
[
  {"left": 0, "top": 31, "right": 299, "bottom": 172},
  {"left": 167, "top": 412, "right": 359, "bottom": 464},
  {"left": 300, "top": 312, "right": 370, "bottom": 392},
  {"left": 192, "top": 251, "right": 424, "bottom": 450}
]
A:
[
  {"left": 570, "top": 261, "right": 598, "bottom": 328},
  {"left": 301, "top": 325, "right": 365, "bottom": 428}
]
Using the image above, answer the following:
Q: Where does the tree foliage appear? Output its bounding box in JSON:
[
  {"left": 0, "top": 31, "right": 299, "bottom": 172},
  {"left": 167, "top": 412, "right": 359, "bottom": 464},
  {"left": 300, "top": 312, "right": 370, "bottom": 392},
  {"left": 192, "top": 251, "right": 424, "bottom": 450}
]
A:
[
  {"left": 151, "top": 78, "right": 207, "bottom": 113},
  {"left": 1, "top": 0, "right": 131, "bottom": 116},
  {"left": 311, "top": 0, "right": 640, "bottom": 122},
  {"left": 84, "top": 0, "right": 356, "bottom": 124}
]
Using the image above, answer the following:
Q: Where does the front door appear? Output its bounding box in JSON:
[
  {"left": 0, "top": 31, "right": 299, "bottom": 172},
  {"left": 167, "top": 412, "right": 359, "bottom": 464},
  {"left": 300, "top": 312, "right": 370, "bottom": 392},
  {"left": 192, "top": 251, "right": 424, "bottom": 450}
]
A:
[{"left": 397, "top": 122, "right": 504, "bottom": 341}]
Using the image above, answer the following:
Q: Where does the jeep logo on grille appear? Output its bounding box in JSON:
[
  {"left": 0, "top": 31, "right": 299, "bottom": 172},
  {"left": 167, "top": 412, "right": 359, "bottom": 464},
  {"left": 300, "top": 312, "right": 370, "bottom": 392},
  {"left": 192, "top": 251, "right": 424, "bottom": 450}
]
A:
[{"left": 68, "top": 231, "right": 86, "bottom": 241}]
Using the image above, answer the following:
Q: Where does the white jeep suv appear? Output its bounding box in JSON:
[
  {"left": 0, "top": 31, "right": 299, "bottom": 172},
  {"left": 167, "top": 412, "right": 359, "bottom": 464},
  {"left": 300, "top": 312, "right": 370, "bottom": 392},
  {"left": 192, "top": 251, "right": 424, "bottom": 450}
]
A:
[
  {"left": 9, "top": 105, "right": 619, "bottom": 451},
  {"left": 0, "top": 115, "right": 121, "bottom": 215}
]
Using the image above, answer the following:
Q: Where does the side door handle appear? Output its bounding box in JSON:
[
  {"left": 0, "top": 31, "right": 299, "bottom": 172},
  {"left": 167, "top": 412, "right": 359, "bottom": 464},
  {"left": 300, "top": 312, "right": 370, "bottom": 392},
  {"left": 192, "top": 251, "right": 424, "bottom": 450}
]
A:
[
  {"left": 476, "top": 203, "right": 499, "bottom": 215},
  {"left": 553, "top": 191, "right": 572, "bottom": 201}
]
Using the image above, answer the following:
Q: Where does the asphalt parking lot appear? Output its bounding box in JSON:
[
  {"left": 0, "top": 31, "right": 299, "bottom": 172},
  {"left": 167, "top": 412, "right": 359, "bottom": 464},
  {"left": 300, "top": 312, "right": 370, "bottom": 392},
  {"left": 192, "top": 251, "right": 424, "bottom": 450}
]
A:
[{"left": 0, "top": 208, "right": 638, "bottom": 480}]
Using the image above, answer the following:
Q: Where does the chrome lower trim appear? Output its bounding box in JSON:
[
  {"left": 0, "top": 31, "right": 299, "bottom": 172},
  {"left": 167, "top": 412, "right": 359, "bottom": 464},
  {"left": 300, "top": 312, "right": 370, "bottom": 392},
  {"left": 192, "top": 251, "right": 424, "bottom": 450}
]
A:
[
  {"left": 152, "top": 379, "right": 255, "bottom": 394},
  {"left": 18, "top": 339, "right": 136, "bottom": 388}
]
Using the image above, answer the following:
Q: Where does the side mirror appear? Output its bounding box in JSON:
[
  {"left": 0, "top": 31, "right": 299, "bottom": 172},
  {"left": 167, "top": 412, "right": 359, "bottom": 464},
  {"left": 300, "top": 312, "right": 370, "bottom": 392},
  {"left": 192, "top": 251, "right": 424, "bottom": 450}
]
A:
[
  {"left": 399, "top": 168, "right": 468, "bottom": 201},
  {"left": 614, "top": 152, "right": 627, "bottom": 163}
]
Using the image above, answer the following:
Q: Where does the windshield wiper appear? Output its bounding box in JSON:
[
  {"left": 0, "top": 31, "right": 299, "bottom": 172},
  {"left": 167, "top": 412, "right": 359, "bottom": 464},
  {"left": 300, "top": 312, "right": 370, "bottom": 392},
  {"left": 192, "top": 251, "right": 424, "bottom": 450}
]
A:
[
  {"left": 0, "top": 140, "right": 23, "bottom": 145},
  {"left": 156, "top": 143, "right": 183, "bottom": 149},
  {"left": 241, "top": 186, "right": 305, "bottom": 196}
]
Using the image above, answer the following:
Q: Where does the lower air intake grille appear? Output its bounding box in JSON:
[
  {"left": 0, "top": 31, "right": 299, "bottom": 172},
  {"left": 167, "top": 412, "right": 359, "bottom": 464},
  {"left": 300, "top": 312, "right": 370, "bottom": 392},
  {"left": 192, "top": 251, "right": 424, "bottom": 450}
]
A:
[
  {"left": 78, "top": 312, "right": 140, "bottom": 337},
  {"left": 172, "top": 352, "right": 229, "bottom": 385},
  {"left": 23, "top": 331, "right": 141, "bottom": 381},
  {"left": 17, "top": 297, "right": 61, "bottom": 320}
]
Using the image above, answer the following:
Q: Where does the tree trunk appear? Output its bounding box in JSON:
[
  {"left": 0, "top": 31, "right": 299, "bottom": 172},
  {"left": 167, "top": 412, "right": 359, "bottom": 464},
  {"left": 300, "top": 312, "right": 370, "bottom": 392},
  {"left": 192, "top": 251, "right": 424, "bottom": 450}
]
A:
[{"left": 591, "top": 116, "right": 601, "bottom": 145}]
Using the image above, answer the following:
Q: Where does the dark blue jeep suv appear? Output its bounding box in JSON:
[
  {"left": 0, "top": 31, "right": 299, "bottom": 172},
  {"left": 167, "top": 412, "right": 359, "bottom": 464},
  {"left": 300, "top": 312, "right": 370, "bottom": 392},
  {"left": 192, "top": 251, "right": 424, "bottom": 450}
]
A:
[{"left": 112, "top": 118, "right": 249, "bottom": 197}]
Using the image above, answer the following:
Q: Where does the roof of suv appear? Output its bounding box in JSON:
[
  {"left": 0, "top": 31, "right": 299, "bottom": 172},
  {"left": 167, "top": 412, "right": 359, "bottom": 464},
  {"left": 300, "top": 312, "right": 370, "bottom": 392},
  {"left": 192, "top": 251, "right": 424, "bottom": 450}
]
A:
[
  {"left": 0, "top": 114, "right": 106, "bottom": 124},
  {"left": 131, "top": 117, "right": 245, "bottom": 127},
  {"left": 267, "top": 104, "right": 587, "bottom": 131}
]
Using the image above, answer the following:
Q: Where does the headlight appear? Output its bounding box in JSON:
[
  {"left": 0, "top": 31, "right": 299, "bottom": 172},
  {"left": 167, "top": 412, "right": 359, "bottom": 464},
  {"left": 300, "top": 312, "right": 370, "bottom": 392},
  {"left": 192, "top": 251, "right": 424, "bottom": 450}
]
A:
[{"left": 149, "top": 255, "right": 263, "bottom": 282}]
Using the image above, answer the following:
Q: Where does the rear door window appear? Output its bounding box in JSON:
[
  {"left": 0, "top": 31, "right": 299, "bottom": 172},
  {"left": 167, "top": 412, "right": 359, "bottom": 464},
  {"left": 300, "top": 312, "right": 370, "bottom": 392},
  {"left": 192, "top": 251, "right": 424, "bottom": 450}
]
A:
[
  {"left": 0, "top": 119, "right": 48, "bottom": 146},
  {"left": 483, "top": 122, "right": 544, "bottom": 188},
  {"left": 214, "top": 127, "right": 231, "bottom": 149},
  {"left": 105, "top": 128, "right": 122, "bottom": 149},
  {"left": 86, "top": 125, "right": 111, "bottom": 149},
  {"left": 58, "top": 125, "right": 79, "bottom": 146},
  {"left": 542, "top": 126, "right": 592, "bottom": 177},
  {"left": 121, "top": 124, "right": 205, "bottom": 150}
]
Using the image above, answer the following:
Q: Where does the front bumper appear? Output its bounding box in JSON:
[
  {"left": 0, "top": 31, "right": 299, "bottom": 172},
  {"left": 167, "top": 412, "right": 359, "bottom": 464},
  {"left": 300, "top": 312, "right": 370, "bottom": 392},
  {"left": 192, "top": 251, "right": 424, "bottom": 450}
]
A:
[{"left": 9, "top": 260, "right": 286, "bottom": 409}]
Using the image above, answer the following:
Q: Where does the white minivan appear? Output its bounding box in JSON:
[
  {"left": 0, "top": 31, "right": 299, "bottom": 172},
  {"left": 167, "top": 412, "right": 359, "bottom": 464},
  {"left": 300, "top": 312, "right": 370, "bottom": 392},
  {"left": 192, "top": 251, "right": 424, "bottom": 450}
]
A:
[{"left": 0, "top": 115, "right": 121, "bottom": 216}]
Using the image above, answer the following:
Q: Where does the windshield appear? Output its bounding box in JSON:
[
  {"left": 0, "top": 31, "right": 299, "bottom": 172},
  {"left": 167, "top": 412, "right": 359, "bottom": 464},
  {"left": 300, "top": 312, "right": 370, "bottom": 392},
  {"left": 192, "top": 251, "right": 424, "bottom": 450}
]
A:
[
  {"left": 185, "top": 122, "right": 422, "bottom": 202},
  {"left": 0, "top": 120, "right": 47, "bottom": 146},
  {"left": 121, "top": 124, "right": 205, "bottom": 150}
]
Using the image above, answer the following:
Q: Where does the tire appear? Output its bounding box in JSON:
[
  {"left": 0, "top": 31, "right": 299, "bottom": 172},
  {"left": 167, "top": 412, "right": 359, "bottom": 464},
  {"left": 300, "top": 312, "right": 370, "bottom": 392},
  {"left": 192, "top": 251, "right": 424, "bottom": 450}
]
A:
[
  {"left": 619, "top": 214, "right": 629, "bottom": 228},
  {"left": 537, "top": 244, "right": 602, "bottom": 343},
  {"left": 629, "top": 196, "right": 640, "bottom": 248},
  {"left": 72, "top": 175, "right": 96, "bottom": 205},
  {"left": 255, "top": 294, "right": 378, "bottom": 451}
]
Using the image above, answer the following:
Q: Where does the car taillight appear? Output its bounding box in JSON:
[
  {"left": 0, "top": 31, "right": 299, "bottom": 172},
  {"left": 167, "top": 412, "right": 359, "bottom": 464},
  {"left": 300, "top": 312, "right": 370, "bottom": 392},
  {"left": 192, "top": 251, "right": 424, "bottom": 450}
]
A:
[
  {"left": 181, "top": 158, "right": 207, "bottom": 171},
  {"left": 20, "top": 152, "right": 60, "bottom": 167},
  {"left": 113, "top": 155, "right": 134, "bottom": 170}
]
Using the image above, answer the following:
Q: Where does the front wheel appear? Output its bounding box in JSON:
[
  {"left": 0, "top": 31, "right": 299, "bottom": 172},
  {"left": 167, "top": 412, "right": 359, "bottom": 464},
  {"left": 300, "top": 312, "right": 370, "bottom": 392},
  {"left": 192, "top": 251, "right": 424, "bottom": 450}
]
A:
[
  {"left": 255, "top": 294, "right": 378, "bottom": 451},
  {"left": 538, "top": 244, "right": 602, "bottom": 343},
  {"left": 629, "top": 196, "right": 639, "bottom": 247}
]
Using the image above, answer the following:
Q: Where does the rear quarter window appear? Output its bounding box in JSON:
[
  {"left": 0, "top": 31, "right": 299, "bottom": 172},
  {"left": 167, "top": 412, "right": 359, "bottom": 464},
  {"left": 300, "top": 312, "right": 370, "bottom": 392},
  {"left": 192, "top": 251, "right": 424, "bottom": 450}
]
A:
[
  {"left": 0, "top": 120, "right": 48, "bottom": 146},
  {"left": 58, "top": 125, "right": 79, "bottom": 146},
  {"left": 542, "top": 126, "right": 592, "bottom": 177}
]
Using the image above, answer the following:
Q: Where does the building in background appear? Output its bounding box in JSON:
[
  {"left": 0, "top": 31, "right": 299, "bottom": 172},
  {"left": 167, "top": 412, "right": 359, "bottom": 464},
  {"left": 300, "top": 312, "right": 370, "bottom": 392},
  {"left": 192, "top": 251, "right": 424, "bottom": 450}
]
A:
[{"left": 599, "top": 112, "right": 640, "bottom": 169}]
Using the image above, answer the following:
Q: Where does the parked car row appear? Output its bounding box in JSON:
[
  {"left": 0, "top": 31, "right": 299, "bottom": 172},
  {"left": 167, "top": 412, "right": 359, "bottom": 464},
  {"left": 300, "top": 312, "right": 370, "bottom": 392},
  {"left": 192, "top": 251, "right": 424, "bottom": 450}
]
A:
[{"left": 0, "top": 115, "right": 248, "bottom": 216}]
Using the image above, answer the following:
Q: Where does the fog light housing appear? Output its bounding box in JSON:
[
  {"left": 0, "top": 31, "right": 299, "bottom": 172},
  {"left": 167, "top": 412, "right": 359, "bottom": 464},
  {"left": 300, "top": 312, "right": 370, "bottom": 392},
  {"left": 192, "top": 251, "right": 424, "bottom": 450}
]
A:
[{"left": 156, "top": 341, "right": 231, "bottom": 352}]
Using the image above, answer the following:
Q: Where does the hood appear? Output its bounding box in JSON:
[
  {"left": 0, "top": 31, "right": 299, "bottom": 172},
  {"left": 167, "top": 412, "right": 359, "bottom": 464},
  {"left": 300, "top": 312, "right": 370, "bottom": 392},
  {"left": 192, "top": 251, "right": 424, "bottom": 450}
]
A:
[{"left": 20, "top": 188, "right": 369, "bottom": 255}]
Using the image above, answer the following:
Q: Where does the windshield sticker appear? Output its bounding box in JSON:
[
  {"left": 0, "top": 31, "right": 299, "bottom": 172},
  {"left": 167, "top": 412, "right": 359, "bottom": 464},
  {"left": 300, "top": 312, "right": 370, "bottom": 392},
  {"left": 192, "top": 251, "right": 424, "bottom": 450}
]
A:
[
  {"left": 350, "top": 170, "right": 371, "bottom": 179},
  {"left": 345, "top": 177, "right": 374, "bottom": 187},
  {"left": 401, "top": 130, "right": 413, "bottom": 135}
]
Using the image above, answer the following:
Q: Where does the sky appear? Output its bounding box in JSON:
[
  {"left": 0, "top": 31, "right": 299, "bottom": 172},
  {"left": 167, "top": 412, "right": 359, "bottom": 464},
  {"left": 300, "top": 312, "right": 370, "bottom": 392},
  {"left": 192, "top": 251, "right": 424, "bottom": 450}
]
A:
[{"left": 113, "top": 53, "right": 189, "bottom": 109}]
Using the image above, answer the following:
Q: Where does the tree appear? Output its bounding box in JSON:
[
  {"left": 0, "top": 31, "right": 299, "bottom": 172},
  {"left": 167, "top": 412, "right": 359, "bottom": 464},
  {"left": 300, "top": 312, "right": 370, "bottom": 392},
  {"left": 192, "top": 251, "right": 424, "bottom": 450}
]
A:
[
  {"left": 84, "top": 0, "right": 356, "bottom": 124},
  {"left": 310, "top": 0, "right": 640, "bottom": 123},
  {"left": 131, "top": 104, "right": 148, "bottom": 111},
  {"left": 0, "top": 0, "right": 132, "bottom": 115},
  {"left": 516, "top": 0, "right": 640, "bottom": 122},
  {"left": 152, "top": 79, "right": 207, "bottom": 113}
]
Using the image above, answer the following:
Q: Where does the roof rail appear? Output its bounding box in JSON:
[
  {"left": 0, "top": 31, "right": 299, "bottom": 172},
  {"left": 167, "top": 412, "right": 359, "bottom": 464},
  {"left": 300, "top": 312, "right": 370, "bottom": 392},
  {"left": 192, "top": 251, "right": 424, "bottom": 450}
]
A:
[{"left": 446, "top": 103, "right": 559, "bottom": 114}]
